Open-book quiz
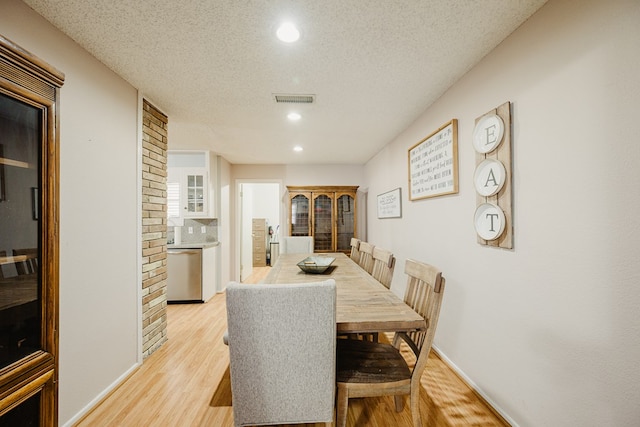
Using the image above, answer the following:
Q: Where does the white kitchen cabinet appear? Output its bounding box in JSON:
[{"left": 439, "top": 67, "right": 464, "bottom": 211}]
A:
[
  {"left": 201, "top": 244, "right": 217, "bottom": 301},
  {"left": 168, "top": 151, "right": 211, "bottom": 218}
]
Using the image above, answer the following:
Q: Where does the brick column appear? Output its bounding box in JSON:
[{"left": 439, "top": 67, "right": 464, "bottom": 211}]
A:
[{"left": 141, "top": 100, "right": 168, "bottom": 358}]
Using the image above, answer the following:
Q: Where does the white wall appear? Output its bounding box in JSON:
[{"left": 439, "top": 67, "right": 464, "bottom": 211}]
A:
[
  {"left": 247, "top": 183, "right": 279, "bottom": 228},
  {"left": 364, "top": 0, "right": 640, "bottom": 426},
  {"left": 1, "top": 0, "right": 140, "bottom": 425},
  {"left": 240, "top": 183, "right": 254, "bottom": 281},
  {"left": 217, "top": 156, "right": 232, "bottom": 291}
]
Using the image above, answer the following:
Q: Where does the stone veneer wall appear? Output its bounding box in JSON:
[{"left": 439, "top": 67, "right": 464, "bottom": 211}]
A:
[{"left": 141, "top": 100, "right": 168, "bottom": 358}]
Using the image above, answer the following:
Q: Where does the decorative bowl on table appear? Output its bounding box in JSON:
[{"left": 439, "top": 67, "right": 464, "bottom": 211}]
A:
[{"left": 297, "top": 256, "right": 335, "bottom": 274}]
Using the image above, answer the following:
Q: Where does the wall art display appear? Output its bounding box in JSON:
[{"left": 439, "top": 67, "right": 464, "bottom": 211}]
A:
[
  {"left": 408, "top": 119, "right": 458, "bottom": 200},
  {"left": 377, "top": 187, "right": 402, "bottom": 219},
  {"left": 473, "top": 102, "right": 513, "bottom": 248}
]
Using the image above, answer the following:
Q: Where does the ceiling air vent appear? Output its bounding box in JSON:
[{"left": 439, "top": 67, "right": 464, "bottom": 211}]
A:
[{"left": 273, "top": 93, "right": 315, "bottom": 104}]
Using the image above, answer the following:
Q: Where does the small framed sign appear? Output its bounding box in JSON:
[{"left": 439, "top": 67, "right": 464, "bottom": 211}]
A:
[
  {"left": 377, "top": 187, "right": 402, "bottom": 219},
  {"left": 408, "top": 119, "right": 458, "bottom": 200}
]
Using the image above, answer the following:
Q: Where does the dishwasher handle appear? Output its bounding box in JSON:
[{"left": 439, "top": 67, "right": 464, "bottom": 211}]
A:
[{"left": 168, "top": 249, "right": 201, "bottom": 255}]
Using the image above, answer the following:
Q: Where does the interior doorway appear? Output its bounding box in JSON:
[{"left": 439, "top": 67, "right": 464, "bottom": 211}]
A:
[{"left": 238, "top": 182, "right": 281, "bottom": 282}]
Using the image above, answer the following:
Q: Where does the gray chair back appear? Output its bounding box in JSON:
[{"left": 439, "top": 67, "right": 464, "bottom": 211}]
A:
[
  {"left": 226, "top": 279, "right": 336, "bottom": 426},
  {"left": 280, "top": 236, "right": 314, "bottom": 254}
]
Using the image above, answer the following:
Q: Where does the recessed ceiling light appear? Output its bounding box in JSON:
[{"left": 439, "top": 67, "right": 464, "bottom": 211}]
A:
[
  {"left": 276, "top": 22, "right": 300, "bottom": 43},
  {"left": 287, "top": 112, "right": 301, "bottom": 121},
  {"left": 293, "top": 145, "right": 303, "bottom": 152}
]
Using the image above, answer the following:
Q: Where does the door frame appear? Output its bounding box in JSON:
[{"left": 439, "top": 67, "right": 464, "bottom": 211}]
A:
[{"left": 235, "top": 179, "right": 282, "bottom": 282}]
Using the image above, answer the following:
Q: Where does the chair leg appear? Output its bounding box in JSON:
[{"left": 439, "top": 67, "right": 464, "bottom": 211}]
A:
[
  {"left": 336, "top": 385, "right": 349, "bottom": 427},
  {"left": 392, "top": 332, "right": 401, "bottom": 349},
  {"left": 410, "top": 386, "right": 422, "bottom": 427},
  {"left": 394, "top": 395, "right": 404, "bottom": 412}
]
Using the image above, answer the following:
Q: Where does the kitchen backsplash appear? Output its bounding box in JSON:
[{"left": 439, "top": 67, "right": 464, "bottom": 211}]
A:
[{"left": 168, "top": 218, "right": 218, "bottom": 244}]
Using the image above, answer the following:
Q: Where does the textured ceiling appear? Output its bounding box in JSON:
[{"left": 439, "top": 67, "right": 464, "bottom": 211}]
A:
[{"left": 22, "top": 0, "right": 547, "bottom": 164}]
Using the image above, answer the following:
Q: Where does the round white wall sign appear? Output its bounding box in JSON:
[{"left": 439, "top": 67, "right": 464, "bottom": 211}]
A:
[
  {"left": 474, "top": 203, "right": 506, "bottom": 241},
  {"left": 474, "top": 158, "right": 506, "bottom": 197},
  {"left": 473, "top": 114, "right": 504, "bottom": 153}
]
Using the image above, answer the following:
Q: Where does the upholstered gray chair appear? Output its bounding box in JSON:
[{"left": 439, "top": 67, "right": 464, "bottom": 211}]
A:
[
  {"left": 225, "top": 279, "right": 336, "bottom": 426},
  {"left": 280, "top": 236, "right": 314, "bottom": 254}
]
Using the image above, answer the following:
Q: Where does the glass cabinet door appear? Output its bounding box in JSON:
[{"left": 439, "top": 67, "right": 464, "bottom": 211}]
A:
[
  {"left": 313, "top": 194, "right": 334, "bottom": 252},
  {"left": 0, "top": 93, "right": 42, "bottom": 368},
  {"left": 0, "top": 34, "right": 63, "bottom": 426},
  {"left": 335, "top": 193, "right": 355, "bottom": 252},
  {"left": 288, "top": 186, "right": 358, "bottom": 253},
  {"left": 290, "top": 193, "right": 310, "bottom": 236},
  {"left": 186, "top": 173, "right": 205, "bottom": 214}
]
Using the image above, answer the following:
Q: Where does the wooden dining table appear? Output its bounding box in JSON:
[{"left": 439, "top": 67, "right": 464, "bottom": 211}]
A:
[
  {"left": 263, "top": 252, "right": 425, "bottom": 334},
  {"left": 0, "top": 277, "right": 38, "bottom": 312},
  {"left": 210, "top": 252, "right": 426, "bottom": 408}
]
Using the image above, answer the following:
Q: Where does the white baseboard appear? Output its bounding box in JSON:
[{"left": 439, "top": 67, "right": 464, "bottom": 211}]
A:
[
  {"left": 432, "top": 345, "right": 520, "bottom": 427},
  {"left": 62, "top": 362, "right": 141, "bottom": 427}
]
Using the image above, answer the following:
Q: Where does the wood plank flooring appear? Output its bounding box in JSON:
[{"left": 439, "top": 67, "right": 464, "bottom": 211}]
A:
[{"left": 76, "top": 267, "right": 509, "bottom": 426}]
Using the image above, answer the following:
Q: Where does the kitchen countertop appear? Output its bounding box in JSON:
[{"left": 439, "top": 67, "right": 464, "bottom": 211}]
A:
[{"left": 168, "top": 242, "right": 220, "bottom": 249}]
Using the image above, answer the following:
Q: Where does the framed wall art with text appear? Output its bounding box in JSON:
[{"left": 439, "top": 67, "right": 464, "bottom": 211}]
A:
[{"left": 408, "top": 119, "right": 458, "bottom": 201}]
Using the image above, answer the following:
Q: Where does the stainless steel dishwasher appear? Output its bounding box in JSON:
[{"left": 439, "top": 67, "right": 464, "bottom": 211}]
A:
[{"left": 167, "top": 248, "right": 202, "bottom": 303}]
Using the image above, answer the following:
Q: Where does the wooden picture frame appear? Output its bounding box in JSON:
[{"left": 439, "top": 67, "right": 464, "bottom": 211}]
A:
[
  {"left": 377, "top": 187, "right": 402, "bottom": 219},
  {"left": 408, "top": 119, "right": 458, "bottom": 200}
]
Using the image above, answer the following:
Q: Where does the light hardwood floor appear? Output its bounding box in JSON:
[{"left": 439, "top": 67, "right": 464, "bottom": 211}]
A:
[{"left": 76, "top": 267, "right": 508, "bottom": 426}]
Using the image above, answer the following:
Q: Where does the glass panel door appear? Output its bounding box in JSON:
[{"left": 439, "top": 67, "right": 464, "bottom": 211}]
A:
[
  {"left": 290, "top": 194, "right": 310, "bottom": 236},
  {"left": 0, "top": 391, "right": 40, "bottom": 425},
  {"left": 313, "top": 194, "right": 333, "bottom": 252},
  {"left": 186, "top": 174, "right": 204, "bottom": 213},
  {"left": 0, "top": 34, "right": 64, "bottom": 425},
  {"left": 0, "top": 92, "right": 42, "bottom": 368},
  {"left": 336, "top": 194, "right": 355, "bottom": 252}
]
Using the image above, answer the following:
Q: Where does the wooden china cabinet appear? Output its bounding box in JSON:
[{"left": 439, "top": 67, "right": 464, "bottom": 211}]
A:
[
  {"left": 287, "top": 186, "right": 358, "bottom": 254},
  {"left": 0, "top": 36, "right": 64, "bottom": 425}
]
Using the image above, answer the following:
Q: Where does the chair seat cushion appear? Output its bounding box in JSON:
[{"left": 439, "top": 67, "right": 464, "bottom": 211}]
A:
[{"left": 336, "top": 338, "right": 411, "bottom": 384}]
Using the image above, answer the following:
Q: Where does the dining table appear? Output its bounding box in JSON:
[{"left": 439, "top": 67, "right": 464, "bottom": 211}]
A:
[
  {"left": 0, "top": 254, "right": 38, "bottom": 311},
  {"left": 263, "top": 252, "right": 426, "bottom": 334},
  {"left": 210, "top": 252, "right": 426, "bottom": 408}
]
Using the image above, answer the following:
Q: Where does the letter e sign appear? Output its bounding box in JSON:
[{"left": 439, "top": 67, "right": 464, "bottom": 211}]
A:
[{"left": 473, "top": 114, "right": 504, "bottom": 154}]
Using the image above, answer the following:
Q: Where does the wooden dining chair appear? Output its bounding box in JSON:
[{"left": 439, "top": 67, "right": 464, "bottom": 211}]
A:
[
  {"left": 349, "top": 237, "right": 361, "bottom": 263},
  {"left": 12, "top": 248, "right": 38, "bottom": 275},
  {"left": 371, "top": 247, "right": 396, "bottom": 289},
  {"left": 357, "top": 241, "right": 375, "bottom": 274},
  {"left": 335, "top": 259, "right": 446, "bottom": 427}
]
